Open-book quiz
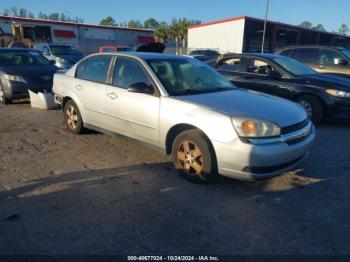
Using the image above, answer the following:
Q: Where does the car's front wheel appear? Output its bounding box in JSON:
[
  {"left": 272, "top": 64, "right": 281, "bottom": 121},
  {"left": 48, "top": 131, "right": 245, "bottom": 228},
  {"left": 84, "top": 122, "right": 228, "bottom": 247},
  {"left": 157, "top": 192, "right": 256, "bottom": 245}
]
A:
[
  {"left": 64, "top": 100, "right": 85, "bottom": 134},
  {"left": 172, "top": 130, "right": 217, "bottom": 183},
  {"left": 297, "top": 95, "right": 324, "bottom": 124}
]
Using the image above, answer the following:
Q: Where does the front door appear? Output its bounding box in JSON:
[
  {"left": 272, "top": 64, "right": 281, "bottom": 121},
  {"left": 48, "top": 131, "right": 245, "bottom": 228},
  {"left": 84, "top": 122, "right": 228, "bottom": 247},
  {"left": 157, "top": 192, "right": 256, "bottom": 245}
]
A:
[
  {"left": 105, "top": 57, "right": 160, "bottom": 145},
  {"left": 318, "top": 48, "right": 350, "bottom": 77}
]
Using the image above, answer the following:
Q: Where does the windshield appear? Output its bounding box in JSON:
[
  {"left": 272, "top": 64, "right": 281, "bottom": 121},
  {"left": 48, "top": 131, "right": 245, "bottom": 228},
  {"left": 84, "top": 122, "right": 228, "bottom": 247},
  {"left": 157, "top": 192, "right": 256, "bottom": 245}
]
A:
[
  {"left": 340, "top": 49, "right": 350, "bottom": 60},
  {"left": 147, "top": 58, "right": 234, "bottom": 96},
  {"left": 273, "top": 56, "right": 316, "bottom": 76},
  {"left": 50, "top": 46, "right": 81, "bottom": 55},
  {"left": 0, "top": 51, "right": 50, "bottom": 65}
]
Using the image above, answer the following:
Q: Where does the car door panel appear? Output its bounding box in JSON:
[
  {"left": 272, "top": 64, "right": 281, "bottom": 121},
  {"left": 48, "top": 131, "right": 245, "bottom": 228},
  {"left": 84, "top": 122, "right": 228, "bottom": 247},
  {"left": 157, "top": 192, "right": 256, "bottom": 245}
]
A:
[
  {"left": 73, "top": 78, "right": 107, "bottom": 128},
  {"left": 104, "top": 57, "right": 160, "bottom": 145}
]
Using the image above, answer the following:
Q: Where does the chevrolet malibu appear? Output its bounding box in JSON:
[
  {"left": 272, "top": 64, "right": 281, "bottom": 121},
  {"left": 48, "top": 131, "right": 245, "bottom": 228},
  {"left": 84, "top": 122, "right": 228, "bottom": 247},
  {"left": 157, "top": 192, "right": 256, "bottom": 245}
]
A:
[{"left": 52, "top": 53, "right": 316, "bottom": 183}]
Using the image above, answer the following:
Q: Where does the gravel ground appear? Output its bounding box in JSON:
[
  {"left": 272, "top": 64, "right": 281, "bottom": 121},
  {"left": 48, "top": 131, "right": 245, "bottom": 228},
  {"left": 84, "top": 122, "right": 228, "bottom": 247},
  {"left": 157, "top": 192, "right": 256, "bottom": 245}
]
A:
[{"left": 0, "top": 102, "right": 350, "bottom": 255}]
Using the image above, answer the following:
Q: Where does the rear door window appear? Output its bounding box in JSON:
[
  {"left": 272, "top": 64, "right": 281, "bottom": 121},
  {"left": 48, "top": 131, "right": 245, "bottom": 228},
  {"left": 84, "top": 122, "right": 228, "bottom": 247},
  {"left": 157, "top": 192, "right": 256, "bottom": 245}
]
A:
[
  {"left": 77, "top": 55, "right": 112, "bottom": 83},
  {"left": 217, "top": 57, "right": 242, "bottom": 72},
  {"left": 291, "top": 48, "right": 319, "bottom": 64}
]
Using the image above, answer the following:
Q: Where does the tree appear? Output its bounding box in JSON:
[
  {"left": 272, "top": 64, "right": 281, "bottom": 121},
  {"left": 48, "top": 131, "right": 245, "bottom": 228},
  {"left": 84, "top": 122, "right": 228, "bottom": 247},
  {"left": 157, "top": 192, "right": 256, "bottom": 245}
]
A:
[
  {"left": 144, "top": 18, "right": 159, "bottom": 29},
  {"left": 339, "top": 24, "right": 349, "bottom": 35},
  {"left": 48, "top": 13, "right": 60, "bottom": 21},
  {"left": 11, "top": 6, "right": 18, "bottom": 16},
  {"left": 19, "top": 8, "right": 27, "bottom": 18},
  {"left": 128, "top": 20, "right": 143, "bottom": 29},
  {"left": 38, "top": 12, "right": 48, "bottom": 19},
  {"left": 2, "top": 9, "right": 10, "bottom": 16},
  {"left": 28, "top": 12, "right": 34, "bottom": 18},
  {"left": 60, "top": 13, "right": 67, "bottom": 22},
  {"left": 313, "top": 24, "right": 326, "bottom": 32},
  {"left": 154, "top": 23, "right": 169, "bottom": 43},
  {"left": 299, "top": 21, "right": 312, "bottom": 29},
  {"left": 99, "top": 16, "right": 115, "bottom": 26}
]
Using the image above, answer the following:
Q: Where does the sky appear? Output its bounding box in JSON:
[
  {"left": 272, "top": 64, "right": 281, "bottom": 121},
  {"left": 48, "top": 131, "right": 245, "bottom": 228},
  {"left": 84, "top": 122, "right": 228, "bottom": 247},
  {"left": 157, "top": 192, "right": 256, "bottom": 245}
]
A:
[{"left": 1, "top": 0, "right": 349, "bottom": 31}]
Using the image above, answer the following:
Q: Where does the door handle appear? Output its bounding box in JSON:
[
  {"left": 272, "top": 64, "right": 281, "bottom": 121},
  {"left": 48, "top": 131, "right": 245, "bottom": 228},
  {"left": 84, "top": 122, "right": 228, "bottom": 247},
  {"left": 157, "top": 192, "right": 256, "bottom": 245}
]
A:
[
  {"left": 74, "top": 85, "right": 84, "bottom": 91},
  {"left": 107, "top": 92, "right": 118, "bottom": 100}
]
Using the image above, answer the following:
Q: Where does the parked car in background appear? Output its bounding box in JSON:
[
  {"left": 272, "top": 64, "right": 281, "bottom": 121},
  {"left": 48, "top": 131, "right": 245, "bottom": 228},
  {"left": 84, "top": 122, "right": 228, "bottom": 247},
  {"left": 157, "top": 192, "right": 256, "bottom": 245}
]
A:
[
  {"left": 210, "top": 53, "right": 350, "bottom": 123},
  {"left": 98, "top": 46, "right": 134, "bottom": 53},
  {"left": 53, "top": 53, "right": 315, "bottom": 183},
  {"left": 0, "top": 48, "right": 58, "bottom": 104},
  {"left": 188, "top": 49, "right": 221, "bottom": 62},
  {"left": 34, "top": 43, "right": 84, "bottom": 69},
  {"left": 275, "top": 45, "right": 350, "bottom": 78},
  {"left": 189, "top": 49, "right": 221, "bottom": 59}
]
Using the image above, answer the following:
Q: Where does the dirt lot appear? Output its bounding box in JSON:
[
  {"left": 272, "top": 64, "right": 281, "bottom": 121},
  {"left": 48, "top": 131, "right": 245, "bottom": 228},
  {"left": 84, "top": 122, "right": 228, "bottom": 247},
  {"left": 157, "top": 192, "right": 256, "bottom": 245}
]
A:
[{"left": 0, "top": 102, "right": 350, "bottom": 255}]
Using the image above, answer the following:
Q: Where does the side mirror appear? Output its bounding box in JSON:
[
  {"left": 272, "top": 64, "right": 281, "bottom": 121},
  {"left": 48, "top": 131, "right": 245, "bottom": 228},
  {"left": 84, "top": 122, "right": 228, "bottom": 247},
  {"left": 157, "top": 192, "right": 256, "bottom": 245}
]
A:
[
  {"left": 50, "top": 60, "right": 56, "bottom": 65},
  {"left": 337, "top": 58, "right": 348, "bottom": 66},
  {"left": 268, "top": 70, "right": 282, "bottom": 80},
  {"left": 128, "top": 82, "right": 154, "bottom": 94}
]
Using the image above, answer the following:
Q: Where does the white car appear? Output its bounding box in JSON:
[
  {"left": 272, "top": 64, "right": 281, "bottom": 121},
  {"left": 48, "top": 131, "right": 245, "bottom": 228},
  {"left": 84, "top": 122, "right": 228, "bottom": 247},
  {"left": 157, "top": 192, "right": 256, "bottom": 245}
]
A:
[{"left": 53, "top": 52, "right": 316, "bottom": 183}]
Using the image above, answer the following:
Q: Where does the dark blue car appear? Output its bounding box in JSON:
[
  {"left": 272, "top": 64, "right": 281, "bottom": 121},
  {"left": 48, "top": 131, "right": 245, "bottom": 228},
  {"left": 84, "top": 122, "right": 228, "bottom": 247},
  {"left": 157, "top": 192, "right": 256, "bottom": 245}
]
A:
[{"left": 0, "top": 48, "right": 58, "bottom": 104}]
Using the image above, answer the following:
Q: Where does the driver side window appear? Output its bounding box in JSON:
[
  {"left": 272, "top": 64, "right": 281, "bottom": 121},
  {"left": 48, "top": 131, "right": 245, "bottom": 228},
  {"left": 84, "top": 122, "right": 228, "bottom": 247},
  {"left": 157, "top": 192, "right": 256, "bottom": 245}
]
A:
[
  {"left": 217, "top": 57, "right": 241, "bottom": 72},
  {"left": 112, "top": 57, "right": 152, "bottom": 90},
  {"left": 319, "top": 49, "right": 343, "bottom": 65}
]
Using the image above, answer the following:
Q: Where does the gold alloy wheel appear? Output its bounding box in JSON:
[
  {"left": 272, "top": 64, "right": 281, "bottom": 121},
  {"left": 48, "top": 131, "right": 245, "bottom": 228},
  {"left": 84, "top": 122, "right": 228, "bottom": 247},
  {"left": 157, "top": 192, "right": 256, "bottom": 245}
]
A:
[
  {"left": 177, "top": 140, "right": 204, "bottom": 175},
  {"left": 66, "top": 105, "right": 78, "bottom": 130}
]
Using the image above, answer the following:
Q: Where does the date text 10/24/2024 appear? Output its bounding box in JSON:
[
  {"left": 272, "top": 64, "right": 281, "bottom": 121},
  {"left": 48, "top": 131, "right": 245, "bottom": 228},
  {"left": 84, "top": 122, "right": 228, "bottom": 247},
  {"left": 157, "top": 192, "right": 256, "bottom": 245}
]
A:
[{"left": 127, "top": 256, "right": 220, "bottom": 261}]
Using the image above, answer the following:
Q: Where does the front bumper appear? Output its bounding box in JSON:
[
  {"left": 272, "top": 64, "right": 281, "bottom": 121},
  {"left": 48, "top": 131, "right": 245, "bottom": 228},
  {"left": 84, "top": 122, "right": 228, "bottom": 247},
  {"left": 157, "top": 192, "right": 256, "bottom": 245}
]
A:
[
  {"left": 2, "top": 80, "right": 53, "bottom": 99},
  {"left": 328, "top": 97, "right": 350, "bottom": 120},
  {"left": 213, "top": 125, "right": 316, "bottom": 181}
]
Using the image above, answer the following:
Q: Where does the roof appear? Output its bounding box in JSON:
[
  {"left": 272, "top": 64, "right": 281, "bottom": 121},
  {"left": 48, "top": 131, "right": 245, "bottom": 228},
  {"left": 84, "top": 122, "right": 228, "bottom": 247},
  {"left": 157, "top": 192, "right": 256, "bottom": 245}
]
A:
[
  {"left": 0, "top": 48, "right": 39, "bottom": 52},
  {"left": 224, "top": 52, "right": 284, "bottom": 59},
  {"left": 276, "top": 45, "right": 349, "bottom": 51},
  {"left": 88, "top": 52, "right": 190, "bottom": 60},
  {"left": 188, "top": 16, "right": 350, "bottom": 38},
  {"left": 0, "top": 15, "right": 154, "bottom": 33}
]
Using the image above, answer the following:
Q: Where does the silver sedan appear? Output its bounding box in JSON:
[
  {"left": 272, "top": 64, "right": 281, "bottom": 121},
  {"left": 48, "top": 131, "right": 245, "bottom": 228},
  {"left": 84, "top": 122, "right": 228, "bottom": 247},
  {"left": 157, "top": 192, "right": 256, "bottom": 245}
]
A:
[{"left": 53, "top": 52, "right": 316, "bottom": 183}]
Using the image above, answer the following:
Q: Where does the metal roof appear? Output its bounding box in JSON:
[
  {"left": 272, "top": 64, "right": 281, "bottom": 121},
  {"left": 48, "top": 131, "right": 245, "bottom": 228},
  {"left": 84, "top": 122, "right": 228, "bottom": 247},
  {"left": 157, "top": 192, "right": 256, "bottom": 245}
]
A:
[{"left": 0, "top": 15, "right": 154, "bottom": 33}]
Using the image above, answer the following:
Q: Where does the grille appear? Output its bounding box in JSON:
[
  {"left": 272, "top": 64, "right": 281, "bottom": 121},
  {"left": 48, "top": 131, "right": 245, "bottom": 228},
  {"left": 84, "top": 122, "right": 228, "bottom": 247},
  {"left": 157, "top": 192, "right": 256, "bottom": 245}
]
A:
[{"left": 281, "top": 118, "right": 310, "bottom": 135}]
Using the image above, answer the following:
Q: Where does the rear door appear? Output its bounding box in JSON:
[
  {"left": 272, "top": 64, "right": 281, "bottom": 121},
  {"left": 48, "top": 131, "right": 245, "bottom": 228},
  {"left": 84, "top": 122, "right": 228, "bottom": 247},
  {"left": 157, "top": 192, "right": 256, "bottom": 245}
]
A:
[
  {"left": 105, "top": 56, "right": 160, "bottom": 145},
  {"left": 73, "top": 55, "right": 112, "bottom": 128},
  {"left": 233, "top": 57, "right": 292, "bottom": 98},
  {"left": 216, "top": 56, "right": 249, "bottom": 82},
  {"left": 290, "top": 48, "right": 319, "bottom": 69}
]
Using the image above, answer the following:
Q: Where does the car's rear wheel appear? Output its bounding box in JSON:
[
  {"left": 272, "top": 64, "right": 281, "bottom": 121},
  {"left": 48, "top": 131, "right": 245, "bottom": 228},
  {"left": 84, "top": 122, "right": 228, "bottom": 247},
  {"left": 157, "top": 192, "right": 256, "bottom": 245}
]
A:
[
  {"left": 297, "top": 95, "right": 324, "bottom": 124},
  {"left": 64, "top": 100, "right": 85, "bottom": 134},
  {"left": 172, "top": 130, "right": 217, "bottom": 183},
  {"left": 0, "top": 82, "right": 12, "bottom": 105}
]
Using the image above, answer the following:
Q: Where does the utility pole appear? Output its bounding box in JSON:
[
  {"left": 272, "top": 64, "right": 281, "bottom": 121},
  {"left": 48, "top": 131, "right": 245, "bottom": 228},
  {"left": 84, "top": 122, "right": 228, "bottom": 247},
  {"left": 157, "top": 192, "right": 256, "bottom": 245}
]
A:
[{"left": 261, "top": 0, "right": 270, "bottom": 53}]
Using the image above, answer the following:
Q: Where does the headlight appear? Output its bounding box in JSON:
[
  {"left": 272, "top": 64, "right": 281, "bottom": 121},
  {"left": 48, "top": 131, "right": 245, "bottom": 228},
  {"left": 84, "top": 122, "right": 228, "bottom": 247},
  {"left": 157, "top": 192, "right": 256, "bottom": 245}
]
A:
[
  {"left": 326, "top": 89, "right": 350, "bottom": 98},
  {"left": 3, "top": 74, "right": 27, "bottom": 83},
  {"left": 56, "top": 57, "right": 67, "bottom": 64},
  {"left": 232, "top": 117, "right": 281, "bottom": 138}
]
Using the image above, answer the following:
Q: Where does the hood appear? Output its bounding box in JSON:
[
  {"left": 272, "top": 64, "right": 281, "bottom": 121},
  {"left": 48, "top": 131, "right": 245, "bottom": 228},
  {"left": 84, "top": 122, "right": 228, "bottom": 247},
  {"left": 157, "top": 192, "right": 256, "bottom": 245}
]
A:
[
  {"left": 174, "top": 89, "right": 307, "bottom": 128},
  {"left": 300, "top": 74, "right": 350, "bottom": 90},
  {"left": 56, "top": 54, "right": 84, "bottom": 64},
  {"left": 0, "top": 64, "right": 58, "bottom": 77}
]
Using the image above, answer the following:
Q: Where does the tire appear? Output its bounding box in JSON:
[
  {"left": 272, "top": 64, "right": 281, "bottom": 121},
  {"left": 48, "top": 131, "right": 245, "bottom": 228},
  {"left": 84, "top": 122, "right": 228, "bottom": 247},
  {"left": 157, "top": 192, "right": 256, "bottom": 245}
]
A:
[
  {"left": 0, "top": 82, "right": 12, "bottom": 105},
  {"left": 171, "top": 129, "right": 217, "bottom": 183},
  {"left": 63, "top": 100, "right": 85, "bottom": 134},
  {"left": 297, "top": 95, "right": 324, "bottom": 124}
]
